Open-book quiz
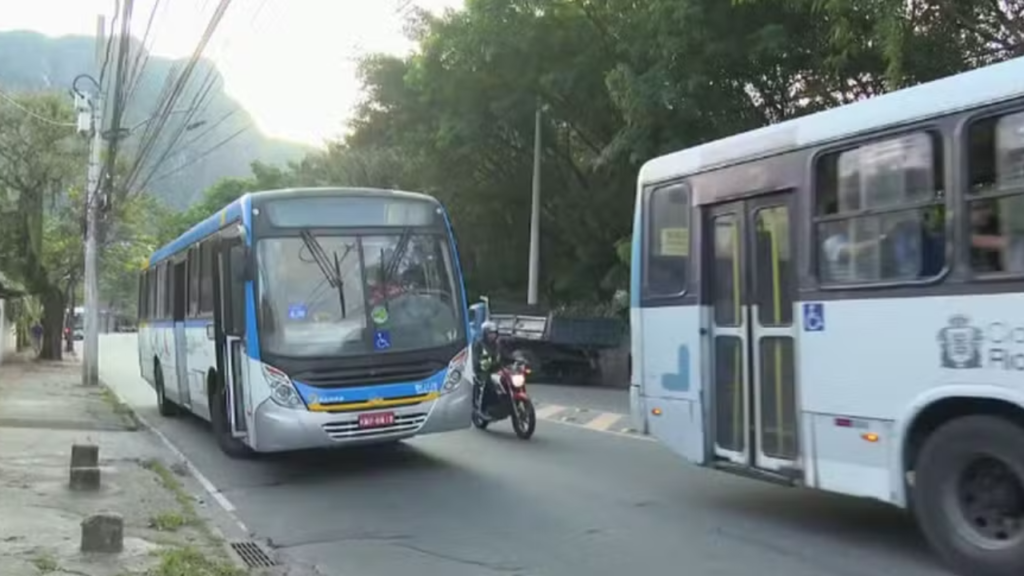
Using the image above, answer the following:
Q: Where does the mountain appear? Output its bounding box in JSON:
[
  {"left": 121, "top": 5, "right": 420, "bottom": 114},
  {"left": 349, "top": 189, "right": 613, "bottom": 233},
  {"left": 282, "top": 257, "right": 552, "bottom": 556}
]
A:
[{"left": 0, "top": 30, "right": 313, "bottom": 210}]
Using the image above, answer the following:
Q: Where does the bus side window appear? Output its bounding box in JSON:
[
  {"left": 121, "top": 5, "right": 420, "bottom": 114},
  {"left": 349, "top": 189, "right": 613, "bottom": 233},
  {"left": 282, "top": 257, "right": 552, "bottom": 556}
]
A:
[
  {"left": 187, "top": 247, "right": 200, "bottom": 317},
  {"left": 199, "top": 242, "right": 215, "bottom": 315},
  {"left": 148, "top": 269, "right": 157, "bottom": 320},
  {"left": 644, "top": 183, "right": 690, "bottom": 297},
  {"left": 814, "top": 131, "right": 946, "bottom": 285},
  {"left": 966, "top": 110, "right": 1024, "bottom": 275}
]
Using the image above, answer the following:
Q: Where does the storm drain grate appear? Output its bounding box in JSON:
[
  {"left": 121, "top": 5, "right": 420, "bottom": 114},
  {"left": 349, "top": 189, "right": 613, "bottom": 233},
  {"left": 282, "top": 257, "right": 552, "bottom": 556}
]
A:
[{"left": 230, "top": 541, "right": 277, "bottom": 568}]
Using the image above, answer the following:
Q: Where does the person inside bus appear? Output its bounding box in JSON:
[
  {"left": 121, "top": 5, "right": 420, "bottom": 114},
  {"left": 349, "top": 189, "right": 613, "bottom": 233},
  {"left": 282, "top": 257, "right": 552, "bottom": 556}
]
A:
[{"left": 970, "top": 199, "right": 1024, "bottom": 273}]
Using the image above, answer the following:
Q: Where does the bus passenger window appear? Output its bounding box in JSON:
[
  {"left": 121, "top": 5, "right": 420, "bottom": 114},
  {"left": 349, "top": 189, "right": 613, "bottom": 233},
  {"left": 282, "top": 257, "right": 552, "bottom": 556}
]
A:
[
  {"left": 814, "top": 131, "right": 946, "bottom": 285},
  {"left": 967, "top": 111, "right": 1024, "bottom": 274},
  {"left": 645, "top": 183, "right": 690, "bottom": 296}
]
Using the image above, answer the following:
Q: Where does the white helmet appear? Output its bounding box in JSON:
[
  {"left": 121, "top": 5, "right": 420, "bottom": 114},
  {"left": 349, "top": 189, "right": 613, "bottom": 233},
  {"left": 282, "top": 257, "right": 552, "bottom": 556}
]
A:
[{"left": 481, "top": 321, "right": 497, "bottom": 336}]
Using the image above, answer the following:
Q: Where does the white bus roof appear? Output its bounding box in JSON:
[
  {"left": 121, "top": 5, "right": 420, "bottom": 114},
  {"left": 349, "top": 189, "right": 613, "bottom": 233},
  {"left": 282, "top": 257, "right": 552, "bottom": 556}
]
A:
[{"left": 639, "top": 56, "right": 1024, "bottom": 185}]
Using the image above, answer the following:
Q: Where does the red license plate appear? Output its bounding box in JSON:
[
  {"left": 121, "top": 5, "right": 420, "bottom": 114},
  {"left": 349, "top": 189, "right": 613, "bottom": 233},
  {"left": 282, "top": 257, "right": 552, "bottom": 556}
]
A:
[{"left": 358, "top": 412, "right": 395, "bottom": 429}]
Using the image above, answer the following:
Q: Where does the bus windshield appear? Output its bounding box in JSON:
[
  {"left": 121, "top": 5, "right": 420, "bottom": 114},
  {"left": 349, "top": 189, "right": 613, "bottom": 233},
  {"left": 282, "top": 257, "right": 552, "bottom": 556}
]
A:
[{"left": 256, "top": 230, "right": 462, "bottom": 358}]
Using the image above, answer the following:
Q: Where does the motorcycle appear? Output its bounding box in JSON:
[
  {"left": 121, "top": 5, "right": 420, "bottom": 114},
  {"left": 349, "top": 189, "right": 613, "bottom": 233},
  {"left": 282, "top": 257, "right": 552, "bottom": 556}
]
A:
[{"left": 471, "top": 356, "right": 536, "bottom": 440}]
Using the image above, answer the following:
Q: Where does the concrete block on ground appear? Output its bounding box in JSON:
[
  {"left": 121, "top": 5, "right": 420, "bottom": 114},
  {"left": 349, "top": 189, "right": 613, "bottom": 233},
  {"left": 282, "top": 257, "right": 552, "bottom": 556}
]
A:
[
  {"left": 70, "top": 443, "right": 99, "bottom": 468},
  {"left": 80, "top": 512, "right": 124, "bottom": 553},
  {"left": 69, "top": 466, "right": 101, "bottom": 491}
]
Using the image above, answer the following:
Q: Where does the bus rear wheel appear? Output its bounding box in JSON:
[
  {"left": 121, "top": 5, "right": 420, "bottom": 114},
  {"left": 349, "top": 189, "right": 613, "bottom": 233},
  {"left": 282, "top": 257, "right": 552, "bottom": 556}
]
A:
[
  {"left": 209, "top": 383, "right": 254, "bottom": 459},
  {"left": 913, "top": 415, "right": 1024, "bottom": 576}
]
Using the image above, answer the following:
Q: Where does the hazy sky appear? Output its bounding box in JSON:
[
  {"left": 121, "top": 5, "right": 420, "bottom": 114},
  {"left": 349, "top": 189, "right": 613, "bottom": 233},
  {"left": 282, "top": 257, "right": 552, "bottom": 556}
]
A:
[{"left": 0, "top": 0, "right": 464, "bottom": 146}]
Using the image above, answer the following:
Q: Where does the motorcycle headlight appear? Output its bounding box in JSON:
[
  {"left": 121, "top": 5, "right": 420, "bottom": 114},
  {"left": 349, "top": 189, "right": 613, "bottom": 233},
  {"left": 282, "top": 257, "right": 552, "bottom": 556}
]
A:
[
  {"left": 261, "top": 364, "right": 304, "bottom": 409},
  {"left": 511, "top": 374, "right": 526, "bottom": 387},
  {"left": 442, "top": 348, "right": 469, "bottom": 394}
]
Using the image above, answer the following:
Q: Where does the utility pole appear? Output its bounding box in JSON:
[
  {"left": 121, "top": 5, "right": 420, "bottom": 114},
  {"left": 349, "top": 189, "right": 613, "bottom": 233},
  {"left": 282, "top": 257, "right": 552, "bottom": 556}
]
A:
[
  {"left": 82, "top": 14, "right": 106, "bottom": 386},
  {"left": 527, "top": 104, "right": 542, "bottom": 306}
]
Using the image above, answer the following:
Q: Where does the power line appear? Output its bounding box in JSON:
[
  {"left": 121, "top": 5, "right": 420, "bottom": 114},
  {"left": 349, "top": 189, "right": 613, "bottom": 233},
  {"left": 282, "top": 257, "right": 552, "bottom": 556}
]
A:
[
  {"left": 123, "top": 0, "right": 234, "bottom": 194},
  {"left": 0, "top": 88, "right": 76, "bottom": 127},
  {"left": 147, "top": 124, "right": 249, "bottom": 186}
]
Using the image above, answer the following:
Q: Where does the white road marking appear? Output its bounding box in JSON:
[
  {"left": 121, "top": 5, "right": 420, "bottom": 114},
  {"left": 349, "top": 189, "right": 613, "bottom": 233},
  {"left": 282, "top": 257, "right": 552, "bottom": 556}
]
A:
[
  {"left": 534, "top": 403, "right": 567, "bottom": 419},
  {"left": 583, "top": 411, "right": 622, "bottom": 431}
]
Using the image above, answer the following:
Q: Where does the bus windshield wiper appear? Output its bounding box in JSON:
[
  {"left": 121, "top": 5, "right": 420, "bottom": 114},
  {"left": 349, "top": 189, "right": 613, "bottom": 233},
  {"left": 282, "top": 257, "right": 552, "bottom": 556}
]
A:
[
  {"left": 299, "top": 230, "right": 349, "bottom": 318},
  {"left": 382, "top": 226, "right": 414, "bottom": 283}
]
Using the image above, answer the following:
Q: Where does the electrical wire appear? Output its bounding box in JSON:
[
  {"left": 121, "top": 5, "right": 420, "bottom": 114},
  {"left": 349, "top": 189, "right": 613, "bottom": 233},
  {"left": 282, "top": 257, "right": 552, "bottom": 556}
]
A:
[
  {"left": 0, "top": 88, "right": 76, "bottom": 127},
  {"left": 122, "top": 0, "right": 233, "bottom": 195},
  {"left": 146, "top": 124, "right": 249, "bottom": 186}
]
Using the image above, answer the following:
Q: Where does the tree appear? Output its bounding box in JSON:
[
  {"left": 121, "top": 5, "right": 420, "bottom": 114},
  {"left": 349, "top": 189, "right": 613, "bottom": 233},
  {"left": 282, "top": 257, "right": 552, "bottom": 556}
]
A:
[
  {"left": 0, "top": 91, "right": 86, "bottom": 359},
  {"left": 98, "top": 193, "right": 172, "bottom": 320}
]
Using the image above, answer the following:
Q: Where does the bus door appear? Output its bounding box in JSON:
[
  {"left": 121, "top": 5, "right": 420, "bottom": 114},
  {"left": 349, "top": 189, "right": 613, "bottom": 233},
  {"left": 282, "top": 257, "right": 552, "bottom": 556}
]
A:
[
  {"left": 705, "top": 191, "right": 800, "bottom": 476},
  {"left": 212, "top": 236, "right": 249, "bottom": 438},
  {"left": 172, "top": 260, "right": 191, "bottom": 408}
]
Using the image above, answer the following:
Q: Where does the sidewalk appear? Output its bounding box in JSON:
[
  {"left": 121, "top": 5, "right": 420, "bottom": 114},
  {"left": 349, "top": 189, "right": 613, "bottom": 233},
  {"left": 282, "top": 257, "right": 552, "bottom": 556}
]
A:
[{"left": 0, "top": 353, "right": 249, "bottom": 576}]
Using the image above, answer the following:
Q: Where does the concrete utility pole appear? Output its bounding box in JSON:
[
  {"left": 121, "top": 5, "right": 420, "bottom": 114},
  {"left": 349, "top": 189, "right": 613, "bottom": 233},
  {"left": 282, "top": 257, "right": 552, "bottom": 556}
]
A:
[
  {"left": 82, "top": 14, "right": 107, "bottom": 386},
  {"left": 527, "top": 104, "right": 542, "bottom": 306}
]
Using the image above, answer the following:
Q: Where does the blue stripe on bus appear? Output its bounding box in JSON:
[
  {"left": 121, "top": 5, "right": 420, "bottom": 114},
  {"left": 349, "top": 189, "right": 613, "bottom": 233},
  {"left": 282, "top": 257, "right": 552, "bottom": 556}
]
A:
[
  {"left": 140, "top": 319, "right": 211, "bottom": 328},
  {"left": 292, "top": 368, "right": 449, "bottom": 405},
  {"left": 241, "top": 195, "right": 262, "bottom": 360},
  {"left": 439, "top": 207, "right": 471, "bottom": 337},
  {"left": 150, "top": 195, "right": 247, "bottom": 265}
]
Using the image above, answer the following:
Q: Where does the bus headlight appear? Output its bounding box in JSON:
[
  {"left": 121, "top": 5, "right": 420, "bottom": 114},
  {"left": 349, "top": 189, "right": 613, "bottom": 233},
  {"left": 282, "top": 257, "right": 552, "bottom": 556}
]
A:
[
  {"left": 441, "top": 348, "right": 469, "bottom": 394},
  {"left": 261, "top": 364, "right": 303, "bottom": 409}
]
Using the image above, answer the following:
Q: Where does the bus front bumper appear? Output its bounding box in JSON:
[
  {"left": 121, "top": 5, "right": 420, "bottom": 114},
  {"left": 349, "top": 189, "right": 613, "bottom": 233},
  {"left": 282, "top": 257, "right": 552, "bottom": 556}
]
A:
[{"left": 250, "top": 383, "right": 473, "bottom": 452}]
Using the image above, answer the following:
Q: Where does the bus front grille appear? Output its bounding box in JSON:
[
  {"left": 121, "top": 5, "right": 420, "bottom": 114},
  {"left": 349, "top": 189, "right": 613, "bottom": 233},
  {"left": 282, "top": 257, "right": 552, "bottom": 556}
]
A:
[
  {"left": 294, "top": 362, "right": 444, "bottom": 388},
  {"left": 322, "top": 413, "right": 428, "bottom": 440}
]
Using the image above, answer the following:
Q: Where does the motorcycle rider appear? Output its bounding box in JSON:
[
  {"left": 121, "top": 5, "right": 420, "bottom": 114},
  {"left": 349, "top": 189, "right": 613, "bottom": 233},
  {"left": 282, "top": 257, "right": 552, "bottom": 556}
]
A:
[{"left": 473, "top": 321, "right": 510, "bottom": 410}]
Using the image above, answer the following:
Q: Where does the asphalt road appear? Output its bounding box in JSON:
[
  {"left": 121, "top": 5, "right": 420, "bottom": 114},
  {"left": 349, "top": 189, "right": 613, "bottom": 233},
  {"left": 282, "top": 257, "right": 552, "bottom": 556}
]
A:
[{"left": 98, "top": 334, "right": 951, "bottom": 576}]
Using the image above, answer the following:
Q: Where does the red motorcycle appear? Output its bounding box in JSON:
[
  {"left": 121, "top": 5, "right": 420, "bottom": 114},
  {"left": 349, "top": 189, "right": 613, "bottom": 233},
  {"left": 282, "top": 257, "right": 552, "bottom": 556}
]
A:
[{"left": 471, "top": 357, "right": 536, "bottom": 440}]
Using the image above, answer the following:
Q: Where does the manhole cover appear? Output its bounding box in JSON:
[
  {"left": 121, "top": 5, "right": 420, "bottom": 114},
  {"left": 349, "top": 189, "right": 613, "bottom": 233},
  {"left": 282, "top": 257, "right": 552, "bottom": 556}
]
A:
[{"left": 230, "top": 541, "right": 276, "bottom": 568}]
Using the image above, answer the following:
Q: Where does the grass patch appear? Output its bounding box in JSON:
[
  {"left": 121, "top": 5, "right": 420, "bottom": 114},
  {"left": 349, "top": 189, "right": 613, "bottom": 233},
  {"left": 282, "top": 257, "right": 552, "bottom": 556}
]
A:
[
  {"left": 150, "top": 511, "right": 189, "bottom": 532},
  {"left": 31, "top": 553, "right": 58, "bottom": 573},
  {"left": 99, "top": 386, "right": 140, "bottom": 430},
  {"left": 142, "top": 459, "right": 219, "bottom": 544},
  {"left": 150, "top": 546, "right": 246, "bottom": 576}
]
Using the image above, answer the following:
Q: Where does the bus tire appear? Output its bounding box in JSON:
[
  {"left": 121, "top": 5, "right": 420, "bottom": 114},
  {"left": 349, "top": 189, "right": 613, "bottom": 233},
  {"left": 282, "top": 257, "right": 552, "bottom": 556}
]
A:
[
  {"left": 209, "top": 384, "right": 254, "bottom": 459},
  {"left": 912, "top": 415, "right": 1024, "bottom": 576},
  {"left": 154, "top": 362, "right": 178, "bottom": 417}
]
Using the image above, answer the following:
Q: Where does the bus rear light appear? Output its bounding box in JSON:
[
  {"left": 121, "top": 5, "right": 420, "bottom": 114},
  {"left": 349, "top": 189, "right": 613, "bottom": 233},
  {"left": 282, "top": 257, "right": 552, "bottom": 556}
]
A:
[
  {"left": 261, "top": 364, "right": 303, "bottom": 409},
  {"left": 651, "top": 407, "right": 662, "bottom": 416},
  {"left": 861, "top": 432, "right": 880, "bottom": 443}
]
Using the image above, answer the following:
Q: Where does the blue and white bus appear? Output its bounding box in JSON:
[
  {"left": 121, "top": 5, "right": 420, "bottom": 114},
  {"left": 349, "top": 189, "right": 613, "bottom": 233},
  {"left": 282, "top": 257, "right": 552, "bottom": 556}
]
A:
[
  {"left": 630, "top": 56, "right": 1024, "bottom": 576},
  {"left": 137, "top": 187, "right": 477, "bottom": 456}
]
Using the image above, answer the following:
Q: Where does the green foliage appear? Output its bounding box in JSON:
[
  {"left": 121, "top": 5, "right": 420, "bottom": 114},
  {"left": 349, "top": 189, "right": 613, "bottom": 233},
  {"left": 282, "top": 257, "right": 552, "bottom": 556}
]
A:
[
  {"left": 164, "top": 0, "right": 1024, "bottom": 313},
  {"left": 0, "top": 90, "right": 85, "bottom": 358}
]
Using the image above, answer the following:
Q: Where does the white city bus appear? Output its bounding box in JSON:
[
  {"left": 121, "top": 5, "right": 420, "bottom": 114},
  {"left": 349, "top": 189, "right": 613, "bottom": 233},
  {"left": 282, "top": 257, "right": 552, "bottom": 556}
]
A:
[
  {"left": 630, "top": 56, "right": 1024, "bottom": 576},
  {"left": 138, "top": 188, "right": 478, "bottom": 457}
]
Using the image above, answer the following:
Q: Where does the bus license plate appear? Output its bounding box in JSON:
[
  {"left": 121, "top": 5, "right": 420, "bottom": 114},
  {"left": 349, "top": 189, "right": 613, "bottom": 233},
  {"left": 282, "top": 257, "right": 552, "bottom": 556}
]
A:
[{"left": 358, "top": 412, "right": 395, "bottom": 429}]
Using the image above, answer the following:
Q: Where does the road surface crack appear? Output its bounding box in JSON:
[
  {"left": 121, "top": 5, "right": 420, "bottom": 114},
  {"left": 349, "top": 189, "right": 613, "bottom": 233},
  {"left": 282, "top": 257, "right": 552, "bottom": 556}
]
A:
[{"left": 390, "top": 541, "right": 526, "bottom": 573}]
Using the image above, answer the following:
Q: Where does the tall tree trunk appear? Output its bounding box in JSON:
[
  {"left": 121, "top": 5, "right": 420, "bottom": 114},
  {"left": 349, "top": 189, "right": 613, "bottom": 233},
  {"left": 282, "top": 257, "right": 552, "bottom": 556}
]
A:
[
  {"left": 39, "top": 288, "right": 65, "bottom": 361},
  {"left": 65, "top": 277, "right": 77, "bottom": 352}
]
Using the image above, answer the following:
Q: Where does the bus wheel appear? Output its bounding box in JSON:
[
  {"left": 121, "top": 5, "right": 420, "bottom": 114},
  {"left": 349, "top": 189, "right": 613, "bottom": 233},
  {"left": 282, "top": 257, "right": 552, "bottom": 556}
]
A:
[
  {"left": 209, "top": 385, "right": 254, "bottom": 459},
  {"left": 913, "top": 415, "right": 1024, "bottom": 576},
  {"left": 154, "top": 362, "right": 178, "bottom": 417}
]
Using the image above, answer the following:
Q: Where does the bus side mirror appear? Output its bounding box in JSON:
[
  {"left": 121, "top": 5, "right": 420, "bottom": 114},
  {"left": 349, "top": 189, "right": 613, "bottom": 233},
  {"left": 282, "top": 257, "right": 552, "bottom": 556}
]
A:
[{"left": 468, "top": 302, "right": 487, "bottom": 342}]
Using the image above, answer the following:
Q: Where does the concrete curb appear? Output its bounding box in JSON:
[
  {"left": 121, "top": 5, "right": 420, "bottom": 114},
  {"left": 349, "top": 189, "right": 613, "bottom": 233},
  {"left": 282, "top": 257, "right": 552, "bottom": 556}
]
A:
[{"left": 97, "top": 377, "right": 253, "bottom": 570}]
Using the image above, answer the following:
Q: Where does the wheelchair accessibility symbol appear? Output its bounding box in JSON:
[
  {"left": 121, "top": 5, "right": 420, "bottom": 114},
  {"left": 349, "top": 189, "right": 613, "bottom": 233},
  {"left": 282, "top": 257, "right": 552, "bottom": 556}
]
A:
[
  {"left": 374, "top": 330, "right": 392, "bottom": 350},
  {"left": 803, "top": 303, "right": 825, "bottom": 332}
]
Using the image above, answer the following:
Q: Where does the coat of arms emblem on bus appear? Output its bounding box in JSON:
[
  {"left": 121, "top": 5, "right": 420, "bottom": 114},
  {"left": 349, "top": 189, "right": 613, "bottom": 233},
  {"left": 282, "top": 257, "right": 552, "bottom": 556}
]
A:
[{"left": 938, "top": 314, "right": 984, "bottom": 369}]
